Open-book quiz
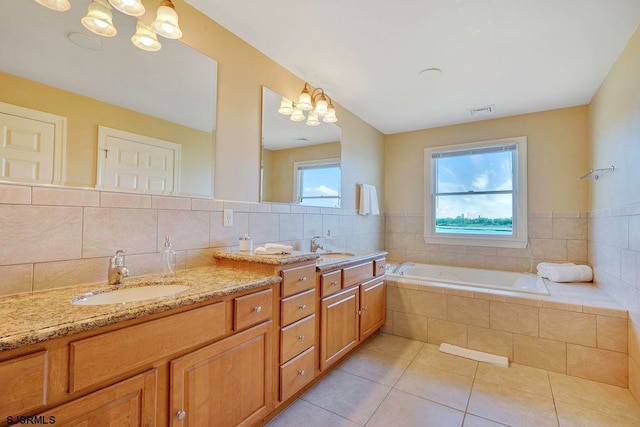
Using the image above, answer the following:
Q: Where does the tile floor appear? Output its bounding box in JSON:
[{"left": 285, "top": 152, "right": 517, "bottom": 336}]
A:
[{"left": 267, "top": 333, "right": 640, "bottom": 426}]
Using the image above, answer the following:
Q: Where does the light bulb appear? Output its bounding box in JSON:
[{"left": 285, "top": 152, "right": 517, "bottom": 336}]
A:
[
  {"left": 131, "top": 20, "right": 161, "bottom": 52},
  {"left": 108, "top": 0, "right": 145, "bottom": 16},
  {"left": 278, "top": 98, "right": 294, "bottom": 115},
  {"left": 35, "top": 0, "right": 71, "bottom": 11},
  {"left": 81, "top": 0, "right": 117, "bottom": 37},
  {"left": 306, "top": 112, "right": 320, "bottom": 127},
  {"left": 153, "top": 0, "right": 183, "bottom": 39},
  {"left": 290, "top": 108, "right": 305, "bottom": 122}
]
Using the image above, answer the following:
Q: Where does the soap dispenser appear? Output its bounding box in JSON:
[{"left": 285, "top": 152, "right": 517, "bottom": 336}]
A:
[
  {"left": 161, "top": 236, "right": 177, "bottom": 278},
  {"left": 326, "top": 229, "right": 333, "bottom": 253}
]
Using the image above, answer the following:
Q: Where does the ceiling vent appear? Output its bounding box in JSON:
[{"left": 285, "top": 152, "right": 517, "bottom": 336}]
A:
[{"left": 469, "top": 105, "right": 496, "bottom": 117}]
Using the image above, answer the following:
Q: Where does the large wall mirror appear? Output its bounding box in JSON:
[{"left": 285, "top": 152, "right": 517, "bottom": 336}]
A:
[
  {"left": 261, "top": 87, "right": 342, "bottom": 207},
  {"left": 0, "top": 1, "right": 217, "bottom": 197}
]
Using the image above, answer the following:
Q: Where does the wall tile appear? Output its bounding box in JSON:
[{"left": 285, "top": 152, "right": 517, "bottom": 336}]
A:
[
  {"left": 100, "top": 192, "right": 151, "bottom": 208},
  {"left": 531, "top": 239, "right": 567, "bottom": 261},
  {"left": 393, "top": 311, "right": 428, "bottom": 342},
  {"left": 405, "top": 216, "right": 423, "bottom": 234},
  {"left": 387, "top": 287, "right": 446, "bottom": 319},
  {"left": 322, "top": 215, "right": 340, "bottom": 237},
  {"left": 630, "top": 357, "right": 640, "bottom": 403},
  {"left": 381, "top": 310, "right": 394, "bottom": 334},
  {"left": 33, "top": 257, "right": 109, "bottom": 290},
  {"left": 249, "top": 212, "right": 280, "bottom": 244},
  {"left": 157, "top": 210, "right": 209, "bottom": 251},
  {"left": 385, "top": 216, "right": 406, "bottom": 233},
  {"left": 629, "top": 215, "right": 640, "bottom": 252},
  {"left": 484, "top": 256, "right": 517, "bottom": 272},
  {"left": 447, "top": 295, "right": 490, "bottom": 327},
  {"left": 186, "top": 248, "right": 218, "bottom": 269},
  {"left": 0, "top": 184, "right": 31, "bottom": 204},
  {"left": 553, "top": 218, "right": 587, "bottom": 240},
  {"left": 270, "top": 204, "right": 290, "bottom": 213},
  {"left": 210, "top": 212, "right": 248, "bottom": 247},
  {"left": 0, "top": 264, "right": 33, "bottom": 295},
  {"left": 513, "top": 334, "right": 566, "bottom": 373},
  {"left": 529, "top": 218, "right": 553, "bottom": 239},
  {"left": 430, "top": 252, "right": 457, "bottom": 266},
  {"left": 621, "top": 249, "right": 638, "bottom": 286},
  {"left": 428, "top": 318, "right": 467, "bottom": 347},
  {"left": 303, "top": 214, "right": 323, "bottom": 239},
  {"left": 539, "top": 308, "right": 596, "bottom": 347},
  {"left": 32, "top": 187, "right": 99, "bottom": 206},
  {"left": 127, "top": 251, "right": 186, "bottom": 276},
  {"left": 567, "top": 344, "right": 628, "bottom": 387},
  {"left": 83, "top": 207, "right": 157, "bottom": 258},
  {"left": 466, "top": 246, "right": 498, "bottom": 256},
  {"left": 191, "top": 199, "right": 223, "bottom": 211},
  {"left": 223, "top": 201, "right": 251, "bottom": 212},
  {"left": 467, "top": 326, "right": 513, "bottom": 360},
  {"left": 490, "top": 301, "right": 539, "bottom": 336},
  {"left": 567, "top": 240, "right": 588, "bottom": 263},
  {"left": 0, "top": 205, "right": 82, "bottom": 265},
  {"left": 151, "top": 196, "right": 191, "bottom": 210},
  {"left": 456, "top": 254, "right": 485, "bottom": 269},
  {"left": 596, "top": 316, "right": 628, "bottom": 352},
  {"left": 279, "top": 213, "right": 304, "bottom": 241}
]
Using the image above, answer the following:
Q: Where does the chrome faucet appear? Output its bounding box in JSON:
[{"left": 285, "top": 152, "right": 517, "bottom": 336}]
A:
[
  {"left": 108, "top": 249, "right": 130, "bottom": 286},
  {"left": 310, "top": 236, "right": 324, "bottom": 253}
]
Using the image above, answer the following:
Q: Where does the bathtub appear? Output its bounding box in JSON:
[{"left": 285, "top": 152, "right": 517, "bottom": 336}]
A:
[{"left": 387, "top": 262, "right": 549, "bottom": 296}]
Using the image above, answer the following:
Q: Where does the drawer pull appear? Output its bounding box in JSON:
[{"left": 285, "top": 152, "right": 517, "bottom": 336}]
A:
[
  {"left": 176, "top": 410, "right": 187, "bottom": 421},
  {"left": 298, "top": 334, "right": 306, "bottom": 341},
  {"left": 298, "top": 276, "right": 307, "bottom": 282},
  {"left": 298, "top": 369, "right": 306, "bottom": 376},
  {"left": 330, "top": 280, "right": 339, "bottom": 286},
  {"left": 253, "top": 306, "right": 262, "bottom": 313},
  {"left": 298, "top": 304, "right": 307, "bottom": 311},
  {"left": 377, "top": 265, "right": 385, "bottom": 271}
]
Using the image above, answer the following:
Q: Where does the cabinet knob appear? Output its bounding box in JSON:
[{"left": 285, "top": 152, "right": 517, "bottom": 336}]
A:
[
  {"left": 330, "top": 281, "right": 338, "bottom": 286},
  {"left": 298, "top": 276, "right": 307, "bottom": 282},
  {"left": 363, "top": 307, "right": 368, "bottom": 311},
  {"left": 298, "top": 304, "right": 307, "bottom": 310},
  {"left": 298, "top": 334, "right": 305, "bottom": 341},
  {"left": 298, "top": 370, "right": 306, "bottom": 376},
  {"left": 176, "top": 410, "right": 187, "bottom": 421},
  {"left": 253, "top": 306, "right": 262, "bottom": 313}
]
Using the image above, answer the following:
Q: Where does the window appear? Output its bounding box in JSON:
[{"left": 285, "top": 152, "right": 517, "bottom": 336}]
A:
[
  {"left": 424, "top": 137, "right": 527, "bottom": 248},
  {"left": 293, "top": 158, "right": 341, "bottom": 207}
]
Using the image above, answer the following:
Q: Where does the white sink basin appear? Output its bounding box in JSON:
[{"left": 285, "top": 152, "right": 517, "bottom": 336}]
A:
[
  {"left": 318, "top": 252, "right": 356, "bottom": 261},
  {"left": 72, "top": 284, "right": 190, "bottom": 306}
]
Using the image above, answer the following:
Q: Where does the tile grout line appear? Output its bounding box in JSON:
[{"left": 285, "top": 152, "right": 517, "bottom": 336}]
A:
[{"left": 546, "top": 369, "right": 562, "bottom": 427}]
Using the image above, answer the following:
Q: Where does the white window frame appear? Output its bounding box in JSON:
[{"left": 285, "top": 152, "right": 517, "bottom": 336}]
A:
[
  {"left": 293, "top": 158, "right": 341, "bottom": 207},
  {"left": 423, "top": 136, "right": 528, "bottom": 249}
]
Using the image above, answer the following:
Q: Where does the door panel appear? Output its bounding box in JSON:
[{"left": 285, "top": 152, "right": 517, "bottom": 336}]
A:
[{"left": 320, "top": 287, "right": 359, "bottom": 371}]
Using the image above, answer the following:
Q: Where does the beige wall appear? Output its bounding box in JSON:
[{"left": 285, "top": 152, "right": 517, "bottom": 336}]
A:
[
  {"left": 384, "top": 106, "right": 589, "bottom": 215},
  {"left": 264, "top": 142, "right": 340, "bottom": 204},
  {"left": 0, "top": 71, "right": 214, "bottom": 195},
  {"left": 587, "top": 26, "right": 640, "bottom": 402},
  {"left": 172, "top": 0, "right": 385, "bottom": 204}
]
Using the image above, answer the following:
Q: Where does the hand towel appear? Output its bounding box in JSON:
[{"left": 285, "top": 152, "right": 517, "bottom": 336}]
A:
[
  {"left": 369, "top": 185, "right": 380, "bottom": 215},
  {"left": 254, "top": 246, "right": 292, "bottom": 255},
  {"left": 546, "top": 265, "right": 593, "bottom": 283},
  {"left": 536, "top": 262, "right": 575, "bottom": 277},
  {"left": 264, "top": 243, "right": 293, "bottom": 251},
  {"left": 358, "top": 183, "right": 379, "bottom": 215}
]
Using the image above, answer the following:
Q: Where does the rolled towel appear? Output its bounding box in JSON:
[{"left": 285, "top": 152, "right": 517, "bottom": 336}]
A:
[
  {"left": 546, "top": 265, "right": 593, "bottom": 283},
  {"left": 536, "top": 262, "right": 575, "bottom": 278},
  {"left": 264, "top": 243, "right": 294, "bottom": 251},
  {"left": 254, "top": 246, "right": 292, "bottom": 255}
]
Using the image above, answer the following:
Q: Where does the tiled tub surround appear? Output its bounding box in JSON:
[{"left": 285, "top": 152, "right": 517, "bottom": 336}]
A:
[
  {"left": 589, "top": 206, "right": 640, "bottom": 401},
  {"left": 385, "top": 211, "right": 588, "bottom": 272},
  {"left": 383, "top": 278, "right": 629, "bottom": 387},
  {"left": 0, "top": 183, "right": 384, "bottom": 296}
]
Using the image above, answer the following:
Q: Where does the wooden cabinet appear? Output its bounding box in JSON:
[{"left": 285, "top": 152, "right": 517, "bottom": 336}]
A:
[
  {"left": 170, "top": 322, "right": 272, "bottom": 427},
  {"left": 320, "top": 287, "right": 359, "bottom": 370},
  {"left": 360, "top": 279, "right": 386, "bottom": 340},
  {"left": 37, "top": 369, "right": 157, "bottom": 427},
  {"left": 0, "top": 351, "right": 48, "bottom": 421}
]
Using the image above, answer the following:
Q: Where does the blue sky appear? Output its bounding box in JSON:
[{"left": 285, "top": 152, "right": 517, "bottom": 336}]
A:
[
  {"left": 300, "top": 166, "right": 341, "bottom": 207},
  {"left": 435, "top": 151, "right": 513, "bottom": 219}
]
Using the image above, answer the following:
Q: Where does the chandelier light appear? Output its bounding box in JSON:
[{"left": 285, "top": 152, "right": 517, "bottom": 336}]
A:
[
  {"left": 153, "top": 0, "right": 183, "bottom": 39},
  {"left": 35, "top": 0, "right": 71, "bottom": 11},
  {"left": 81, "top": 0, "right": 117, "bottom": 38},
  {"left": 131, "top": 20, "right": 161, "bottom": 52},
  {"left": 108, "top": 0, "right": 145, "bottom": 17},
  {"left": 279, "top": 83, "right": 339, "bottom": 126}
]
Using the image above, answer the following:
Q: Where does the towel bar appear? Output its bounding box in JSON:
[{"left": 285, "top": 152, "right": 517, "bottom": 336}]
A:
[{"left": 578, "top": 165, "right": 615, "bottom": 181}]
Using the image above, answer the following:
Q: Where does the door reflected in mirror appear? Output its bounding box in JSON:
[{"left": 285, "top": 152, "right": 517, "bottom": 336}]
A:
[
  {"left": 261, "top": 87, "right": 342, "bottom": 207},
  {"left": 0, "top": 0, "right": 217, "bottom": 197}
]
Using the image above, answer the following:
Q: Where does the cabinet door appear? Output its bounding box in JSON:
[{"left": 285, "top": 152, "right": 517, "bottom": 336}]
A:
[
  {"left": 320, "top": 287, "right": 359, "bottom": 371},
  {"left": 170, "top": 322, "right": 272, "bottom": 427},
  {"left": 360, "top": 280, "right": 386, "bottom": 340},
  {"left": 37, "top": 369, "right": 157, "bottom": 427}
]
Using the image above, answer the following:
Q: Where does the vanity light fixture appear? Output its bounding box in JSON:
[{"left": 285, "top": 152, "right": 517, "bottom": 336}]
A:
[
  {"left": 131, "top": 20, "right": 161, "bottom": 51},
  {"left": 108, "top": 0, "right": 145, "bottom": 17},
  {"left": 81, "top": 0, "right": 117, "bottom": 38},
  {"left": 35, "top": 0, "right": 71, "bottom": 11},
  {"left": 153, "top": 0, "right": 183, "bottom": 39},
  {"left": 279, "top": 83, "right": 339, "bottom": 126}
]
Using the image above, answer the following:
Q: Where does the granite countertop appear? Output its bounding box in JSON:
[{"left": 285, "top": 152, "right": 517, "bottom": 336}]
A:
[
  {"left": 213, "top": 250, "right": 320, "bottom": 265},
  {"left": 0, "top": 266, "right": 280, "bottom": 351}
]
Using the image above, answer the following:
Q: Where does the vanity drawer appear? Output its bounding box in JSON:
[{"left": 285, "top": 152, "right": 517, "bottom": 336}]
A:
[
  {"left": 234, "top": 288, "right": 273, "bottom": 331},
  {"left": 281, "top": 289, "right": 316, "bottom": 327},
  {"left": 280, "top": 315, "right": 315, "bottom": 364},
  {"left": 0, "top": 351, "right": 48, "bottom": 420},
  {"left": 374, "top": 258, "right": 387, "bottom": 277},
  {"left": 281, "top": 264, "right": 316, "bottom": 298},
  {"left": 70, "top": 302, "right": 226, "bottom": 393},
  {"left": 320, "top": 270, "right": 342, "bottom": 297},
  {"left": 342, "top": 261, "right": 374, "bottom": 288},
  {"left": 280, "top": 346, "right": 315, "bottom": 402}
]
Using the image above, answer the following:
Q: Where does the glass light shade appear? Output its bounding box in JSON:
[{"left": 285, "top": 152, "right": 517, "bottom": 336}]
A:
[
  {"left": 152, "top": 1, "right": 183, "bottom": 39},
  {"left": 323, "top": 107, "right": 338, "bottom": 123},
  {"left": 297, "top": 90, "right": 312, "bottom": 111},
  {"left": 290, "top": 108, "right": 305, "bottom": 122},
  {"left": 131, "top": 20, "right": 161, "bottom": 52},
  {"left": 82, "top": 0, "right": 117, "bottom": 37},
  {"left": 314, "top": 97, "right": 328, "bottom": 116},
  {"left": 278, "top": 98, "right": 294, "bottom": 115},
  {"left": 108, "top": 0, "right": 145, "bottom": 16},
  {"left": 306, "top": 112, "right": 320, "bottom": 127},
  {"left": 35, "top": 0, "right": 71, "bottom": 11}
]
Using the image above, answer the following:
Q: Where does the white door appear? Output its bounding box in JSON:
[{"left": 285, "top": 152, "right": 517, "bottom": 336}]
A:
[
  {"left": 0, "top": 112, "right": 56, "bottom": 184},
  {"left": 98, "top": 127, "right": 181, "bottom": 194}
]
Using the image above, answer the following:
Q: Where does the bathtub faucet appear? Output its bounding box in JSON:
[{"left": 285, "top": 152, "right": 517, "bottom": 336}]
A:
[{"left": 392, "top": 262, "right": 415, "bottom": 275}]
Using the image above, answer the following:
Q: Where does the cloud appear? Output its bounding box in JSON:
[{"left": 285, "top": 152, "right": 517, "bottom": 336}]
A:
[
  {"left": 304, "top": 185, "right": 339, "bottom": 197},
  {"left": 436, "top": 194, "right": 512, "bottom": 219},
  {"left": 472, "top": 173, "right": 489, "bottom": 190}
]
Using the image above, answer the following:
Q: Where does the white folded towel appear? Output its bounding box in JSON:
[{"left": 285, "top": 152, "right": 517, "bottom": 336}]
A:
[
  {"left": 537, "top": 262, "right": 593, "bottom": 283},
  {"left": 254, "top": 244, "right": 293, "bottom": 255},
  {"left": 358, "top": 183, "right": 380, "bottom": 215},
  {"left": 265, "top": 243, "right": 293, "bottom": 251}
]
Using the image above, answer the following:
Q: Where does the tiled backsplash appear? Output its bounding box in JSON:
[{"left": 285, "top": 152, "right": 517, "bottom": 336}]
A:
[
  {"left": 0, "top": 184, "right": 384, "bottom": 296},
  {"left": 385, "top": 211, "right": 588, "bottom": 272},
  {"left": 588, "top": 205, "right": 640, "bottom": 400}
]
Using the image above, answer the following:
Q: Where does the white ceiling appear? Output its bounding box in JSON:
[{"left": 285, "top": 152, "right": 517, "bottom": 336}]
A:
[
  {"left": 185, "top": 0, "right": 640, "bottom": 135},
  {"left": 262, "top": 87, "right": 341, "bottom": 151},
  {"left": 1, "top": 0, "right": 217, "bottom": 132}
]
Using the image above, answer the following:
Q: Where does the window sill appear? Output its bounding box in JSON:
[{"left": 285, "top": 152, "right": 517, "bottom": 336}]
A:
[{"left": 423, "top": 234, "right": 528, "bottom": 249}]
